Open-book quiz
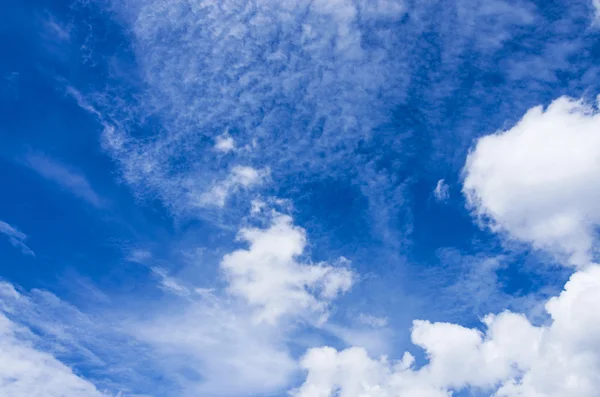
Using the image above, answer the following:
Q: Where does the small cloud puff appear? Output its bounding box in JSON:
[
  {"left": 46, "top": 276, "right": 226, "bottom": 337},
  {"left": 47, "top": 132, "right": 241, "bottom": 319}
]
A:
[
  {"left": 433, "top": 179, "right": 450, "bottom": 201},
  {"left": 214, "top": 133, "right": 236, "bottom": 153}
]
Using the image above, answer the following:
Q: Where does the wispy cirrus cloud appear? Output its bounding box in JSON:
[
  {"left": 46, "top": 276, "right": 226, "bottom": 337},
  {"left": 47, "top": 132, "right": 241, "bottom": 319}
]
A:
[
  {"left": 433, "top": 179, "right": 450, "bottom": 201},
  {"left": 0, "top": 313, "right": 109, "bottom": 397},
  {"left": 23, "top": 153, "right": 104, "bottom": 208},
  {"left": 0, "top": 220, "right": 34, "bottom": 256},
  {"left": 0, "top": 283, "right": 113, "bottom": 397}
]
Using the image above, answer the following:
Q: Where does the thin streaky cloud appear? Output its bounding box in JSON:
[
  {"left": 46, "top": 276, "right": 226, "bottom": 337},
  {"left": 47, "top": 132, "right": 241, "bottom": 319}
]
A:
[
  {"left": 0, "top": 220, "right": 34, "bottom": 256},
  {"left": 23, "top": 153, "right": 104, "bottom": 208}
]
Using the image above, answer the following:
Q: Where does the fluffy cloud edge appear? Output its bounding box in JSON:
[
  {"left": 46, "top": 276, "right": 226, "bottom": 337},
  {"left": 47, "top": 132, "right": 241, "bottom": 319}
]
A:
[{"left": 463, "top": 96, "right": 600, "bottom": 265}]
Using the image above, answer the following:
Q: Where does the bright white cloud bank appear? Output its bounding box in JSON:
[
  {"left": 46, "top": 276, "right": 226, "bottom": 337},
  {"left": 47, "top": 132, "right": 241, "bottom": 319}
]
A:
[
  {"left": 295, "top": 264, "right": 600, "bottom": 397},
  {"left": 464, "top": 97, "right": 600, "bottom": 265}
]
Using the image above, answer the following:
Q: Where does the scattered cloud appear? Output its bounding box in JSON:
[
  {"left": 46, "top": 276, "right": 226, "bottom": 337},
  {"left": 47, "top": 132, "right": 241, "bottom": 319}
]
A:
[
  {"left": 24, "top": 153, "right": 104, "bottom": 208},
  {"left": 464, "top": 97, "right": 600, "bottom": 266},
  {"left": 214, "top": 133, "right": 235, "bottom": 153},
  {"left": 594, "top": 0, "right": 600, "bottom": 23},
  {"left": 0, "top": 209, "right": 361, "bottom": 397},
  {"left": 0, "top": 220, "right": 34, "bottom": 256},
  {"left": 433, "top": 179, "right": 450, "bottom": 201}
]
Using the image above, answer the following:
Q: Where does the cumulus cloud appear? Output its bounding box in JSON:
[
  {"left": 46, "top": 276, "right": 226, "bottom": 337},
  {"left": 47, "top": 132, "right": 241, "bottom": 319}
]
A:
[
  {"left": 463, "top": 97, "right": 600, "bottom": 265},
  {"left": 294, "top": 264, "right": 600, "bottom": 397},
  {"left": 0, "top": 220, "right": 34, "bottom": 256},
  {"left": 24, "top": 153, "right": 104, "bottom": 208},
  {"left": 221, "top": 213, "right": 354, "bottom": 324},
  {"left": 433, "top": 179, "right": 450, "bottom": 201},
  {"left": 594, "top": 0, "right": 600, "bottom": 23}
]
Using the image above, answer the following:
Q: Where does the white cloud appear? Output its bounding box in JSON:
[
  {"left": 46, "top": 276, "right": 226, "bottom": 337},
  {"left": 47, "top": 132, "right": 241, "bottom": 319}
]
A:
[
  {"left": 127, "top": 212, "right": 357, "bottom": 395},
  {"left": 24, "top": 153, "right": 104, "bottom": 208},
  {"left": 89, "top": 0, "right": 410, "bottom": 222},
  {"left": 0, "top": 208, "right": 361, "bottom": 397},
  {"left": 126, "top": 249, "right": 152, "bottom": 264},
  {"left": 0, "top": 313, "right": 108, "bottom": 397},
  {"left": 593, "top": 0, "right": 600, "bottom": 23},
  {"left": 357, "top": 313, "right": 388, "bottom": 328},
  {"left": 43, "top": 16, "right": 71, "bottom": 42},
  {"left": 131, "top": 296, "right": 297, "bottom": 397},
  {"left": 214, "top": 133, "right": 235, "bottom": 153},
  {"left": 199, "top": 166, "right": 268, "bottom": 208},
  {"left": 151, "top": 267, "right": 190, "bottom": 297},
  {"left": 294, "top": 264, "right": 600, "bottom": 397},
  {"left": 463, "top": 97, "right": 600, "bottom": 265},
  {"left": 221, "top": 213, "right": 354, "bottom": 324},
  {"left": 433, "top": 179, "right": 449, "bottom": 201},
  {"left": 0, "top": 220, "right": 34, "bottom": 256}
]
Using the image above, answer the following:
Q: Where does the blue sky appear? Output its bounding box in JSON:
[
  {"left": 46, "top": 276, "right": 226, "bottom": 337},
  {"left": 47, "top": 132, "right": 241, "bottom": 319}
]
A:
[{"left": 2, "top": 0, "right": 600, "bottom": 396}]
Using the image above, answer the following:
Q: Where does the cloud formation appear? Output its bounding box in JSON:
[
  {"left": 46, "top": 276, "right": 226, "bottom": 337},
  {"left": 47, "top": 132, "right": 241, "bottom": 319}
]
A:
[
  {"left": 24, "top": 153, "right": 104, "bottom": 208},
  {"left": 0, "top": 283, "right": 108, "bottom": 397},
  {"left": 0, "top": 314, "right": 109, "bottom": 397},
  {"left": 294, "top": 263, "right": 600, "bottom": 397},
  {"left": 199, "top": 166, "right": 268, "bottom": 208},
  {"left": 222, "top": 213, "right": 354, "bottom": 324},
  {"left": 293, "top": 95, "right": 600, "bottom": 396},
  {"left": 214, "top": 133, "right": 235, "bottom": 153},
  {"left": 0, "top": 220, "right": 34, "bottom": 256},
  {"left": 433, "top": 179, "right": 450, "bottom": 201},
  {"left": 464, "top": 97, "right": 600, "bottom": 265}
]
